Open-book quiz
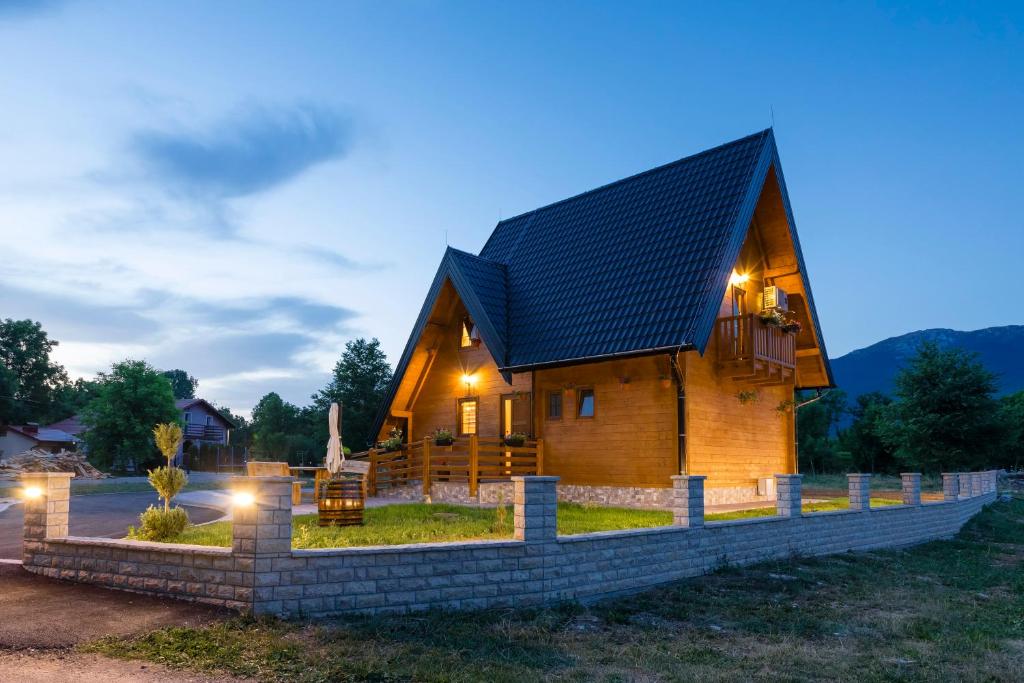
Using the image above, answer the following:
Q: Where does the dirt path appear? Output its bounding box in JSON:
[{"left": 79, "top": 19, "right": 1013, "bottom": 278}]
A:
[
  {"left": 0, "top": 563, "right": 242, "bottom": 681},
  {"left": 0, "top": 651, "right": 245, "bottom": 682}
]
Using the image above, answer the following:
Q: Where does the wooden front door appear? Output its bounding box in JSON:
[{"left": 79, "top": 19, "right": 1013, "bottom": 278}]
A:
[{"left": 500, "top": 393, "right": 532, "bottom": 437}]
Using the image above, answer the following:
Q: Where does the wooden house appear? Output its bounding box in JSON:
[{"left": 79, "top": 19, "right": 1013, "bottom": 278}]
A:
[{"left": 372, "top": 130, "right": 833, "bottom": 505}]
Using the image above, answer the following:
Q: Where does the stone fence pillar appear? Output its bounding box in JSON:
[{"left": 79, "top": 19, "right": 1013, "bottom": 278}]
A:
[
  {"left": 942, "top": 473, "right": 960, "bottom": 502},
  {"left": 21, "top": 472, "right": 74, "bottom": 562},
  {"left": 231, "top": 476, "right": 294, "bottom": 557},
  {"left": 847, "top": 473, "right": 871, "bottom": 511},
  {"left": 513, "top": 476, "right": 559, "bottom": 542},
  {"left": 970, "top": 472, "right": 983, "bottom": 497},
  {"left": 775, "top": 474, "right": 802, "bottom": 517},
  {"left": 901, "top": 473, "right": 922, "bottom": 506},
  {"left": 670, "top": 475, "right": 706, "bottom": 528}
]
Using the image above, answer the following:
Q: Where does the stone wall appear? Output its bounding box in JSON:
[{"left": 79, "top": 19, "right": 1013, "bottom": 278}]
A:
[
  {"left": 19, "top": 471, "right": 999, "bottom": 618},
  {"left": 382, "top": 480, "right": 768, "bottom": 508}
]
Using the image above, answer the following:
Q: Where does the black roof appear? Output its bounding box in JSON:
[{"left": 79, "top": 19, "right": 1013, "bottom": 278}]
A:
[{"left": 373, "top": 130, "right": 831, "bottom": 436}]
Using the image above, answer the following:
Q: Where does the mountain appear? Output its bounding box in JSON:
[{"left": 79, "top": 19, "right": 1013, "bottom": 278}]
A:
[{"left": 830, "top": 325, "right": 1024, "bottom": 402}]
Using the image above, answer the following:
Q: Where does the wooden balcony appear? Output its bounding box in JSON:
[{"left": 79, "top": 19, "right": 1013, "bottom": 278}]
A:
[
  {"left": 715, "top": 314, "right": 796, "bottom": 386},
  {"left": 183, "top": 424, "right": 226, "bottom": 443}
]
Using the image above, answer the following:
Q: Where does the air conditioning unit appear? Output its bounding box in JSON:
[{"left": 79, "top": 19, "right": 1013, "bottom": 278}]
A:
[{"left": 762, "top": 285, "right": 789, "bottom": 311}]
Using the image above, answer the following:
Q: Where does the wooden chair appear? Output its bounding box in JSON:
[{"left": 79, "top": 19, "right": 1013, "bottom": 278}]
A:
[{"left": 246, "top": 461, "right": 302, "bottom": 506}]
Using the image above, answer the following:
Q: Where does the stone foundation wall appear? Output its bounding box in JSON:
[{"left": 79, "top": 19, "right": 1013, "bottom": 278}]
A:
[
  {"left": 385, "top": 481, "right": 770, "bottom": 509},
  {"left": 20, "top": 471, "right": 1000, "bottom": 618}
]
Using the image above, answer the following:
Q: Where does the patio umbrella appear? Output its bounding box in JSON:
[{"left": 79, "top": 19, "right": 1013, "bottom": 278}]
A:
[{"left": 326, "top": 402, "right": 344, "bottom": 475}]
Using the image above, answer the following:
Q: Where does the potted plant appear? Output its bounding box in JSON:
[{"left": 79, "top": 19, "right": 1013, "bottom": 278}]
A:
[
  {"left": 759, "top": 309, "right": 801, "bottom": 334},
  {"left": 503, "top": 432, "right": 527, "bottom": 447},
  {"left": 433, "top": 427, "right": 454, "bottom": 447},
  {"left": 383, "top": 427, "right": 403, "bottom": 452}
]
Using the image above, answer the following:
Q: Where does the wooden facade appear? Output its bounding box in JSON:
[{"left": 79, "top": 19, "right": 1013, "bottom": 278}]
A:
[{"left": 377, "top": 141, "right": 828, "bottom": 495}]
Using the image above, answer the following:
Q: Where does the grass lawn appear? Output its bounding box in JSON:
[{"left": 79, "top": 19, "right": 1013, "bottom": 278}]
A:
[
  {"left": 86, "top": 495, "right": 1024, "bottom": 681},
  {"left": 170, "top": 499, "right": 904, "bottom": 549}
]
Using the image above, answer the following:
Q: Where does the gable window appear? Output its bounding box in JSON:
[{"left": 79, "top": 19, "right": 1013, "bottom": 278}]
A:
[
  {"left": 576, "top": 388, "right": 595, "bottom": 418},
  {"left": 184, "top": 412, "right": 191, "bottom": 423},
  {"left": 547, "top": 391, "right": 562, "bottom": 420},
  {"left": 460, "top": 318, "right": 481, "bottom": 348},
  {"left": 457, "top": 397, "right": 478, "bottom": 436}
]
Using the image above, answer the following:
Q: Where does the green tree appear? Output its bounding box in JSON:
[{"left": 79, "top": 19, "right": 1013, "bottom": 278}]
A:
[
  {"left": 44, "top": 377, "right": 102, "bottom": 424},
  {"left": 0, "top": 319, "right": 69, "bottom": 424},
  {"left": 311, "top": 338, "right": 392, "bottom": 450},
  {"left": 216, "top": 404, "right": 251, "bottom": 446},
  {"left": 250, "top": 392, "right": 301, "bottom": 461},
  {"left": 796, "top": 389, "right": 848, "bottom": 474},
  {"left": 161, "top": 369, "right": 198, "bottom": 400},
  {"left": 879, "top": 342, "right": 1002, "bottom": 473},
  {"left": 998, "top": 391, "right": 1024, "bottom": 471},
  {"left": 838, "top": 392, "right": 896, "bottom": 474},
  {"left": 81, "top": 360, "right": 180, "bottom": 471}
]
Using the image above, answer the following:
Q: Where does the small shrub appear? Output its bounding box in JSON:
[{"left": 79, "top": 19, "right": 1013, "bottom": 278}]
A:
[
  {"left": 148, "top": 465, "right": 188, "bottom": 512},
  {"left": 128, "top": 505, "right": 190, "bottom": 541}
]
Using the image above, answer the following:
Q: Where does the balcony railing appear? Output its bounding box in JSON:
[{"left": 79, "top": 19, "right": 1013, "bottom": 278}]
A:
[
  {"left": 183, "top": 424, "right": 227, "bottom": 442},
  {"left": 716, "top": 314, "right": 796, "bottom": 384}
]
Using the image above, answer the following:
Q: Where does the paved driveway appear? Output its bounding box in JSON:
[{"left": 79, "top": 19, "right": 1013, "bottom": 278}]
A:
[{"left": 0, "top": 492, "right": 224, "bottom": 560}]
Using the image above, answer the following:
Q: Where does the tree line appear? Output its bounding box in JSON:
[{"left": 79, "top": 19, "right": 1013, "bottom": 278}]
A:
[
  {"left": 0, "top": 317, "right": 392, "bottom": 471},
  {"left": 797, "top": 341, "right": 1024, "bottom": 475}
]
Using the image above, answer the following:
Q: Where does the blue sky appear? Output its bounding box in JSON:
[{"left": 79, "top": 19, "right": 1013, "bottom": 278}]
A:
[{"left": 1, "top": 1, "right": 1021, "bottom": 416}]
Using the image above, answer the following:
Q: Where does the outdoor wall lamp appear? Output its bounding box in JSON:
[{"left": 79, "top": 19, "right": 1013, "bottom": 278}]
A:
[
  {"left": 232, "top": 491, "right": 256, "bottom": 507},
  {"left": 729, "top": 270, "right": 749, "bottom": 286},
  {"left": 22, "top": 486, "right": 42, "bottom": 500},
  {"left": 461, "top": 373, "right": 476, "bottom": 395}
]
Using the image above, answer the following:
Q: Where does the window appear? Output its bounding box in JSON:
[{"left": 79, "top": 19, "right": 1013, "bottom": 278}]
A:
[
  {"left": 206, "top": 415, "right": 212, "bottom": 426},
  {"left": 460, "top": 318, "right": 481, "bottom": 348},
  {"left": 457, "top": 398, "right": 478, "bottom": 436},
  {"left": 547, "top": 391, "right": 562, "bottom": 420},
  {"left": 184, "top": 412, "right": 191, "bottom": 423},
  {"left": 577, "top": 388, "right": 595, "bottom": 418}
]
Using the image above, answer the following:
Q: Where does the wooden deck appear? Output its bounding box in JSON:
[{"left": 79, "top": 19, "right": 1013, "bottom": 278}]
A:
[{"left": 350, "top": 435, "right": 543, "bottom": 497}]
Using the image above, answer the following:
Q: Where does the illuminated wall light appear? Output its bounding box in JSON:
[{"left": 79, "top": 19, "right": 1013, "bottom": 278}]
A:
[
  {"left": 232, "top": 491, "right": 256, "bottom": 507},
  {"left": 729, "top": 270, "right": 750, "bottom": 286},
  {"left": 22, "top": 486, "right": 43, "bottom": 500}
]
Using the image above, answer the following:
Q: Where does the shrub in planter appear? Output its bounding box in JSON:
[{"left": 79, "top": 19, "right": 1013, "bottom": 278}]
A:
[
  {"left": 503, "top": 432, "right": 528, "bottom": 447},
  {"left": 382, "top": 427, "right": 403, "bottom": 452},
  {"left": 433, "top": 428, "right": 454, "bottom": 446},
  {"left": 127, "top": 505, "right": 190, "bottom": 542}
]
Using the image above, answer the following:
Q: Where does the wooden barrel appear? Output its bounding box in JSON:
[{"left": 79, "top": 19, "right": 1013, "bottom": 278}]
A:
[{"left": 317, "top": 478, "right": 365, "bottom": 527}]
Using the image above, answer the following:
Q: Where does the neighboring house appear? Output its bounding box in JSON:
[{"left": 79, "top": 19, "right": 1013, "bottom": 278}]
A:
[
  {"left": 0, "top": 424, "right": 80, "bottom": 459},
  {"left": 373, "top": 130, "right": 833, "bottom": 504},
  {"left": 39, "top": 399, "right": 234, "bottom": 462},
  {"left": 177, "top": 398, "right": 235, "bottom": 446}
]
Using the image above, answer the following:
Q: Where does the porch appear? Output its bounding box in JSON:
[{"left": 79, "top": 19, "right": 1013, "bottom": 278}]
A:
[{"left": 350, "top": 435, "right": 544, "bottom": 498}]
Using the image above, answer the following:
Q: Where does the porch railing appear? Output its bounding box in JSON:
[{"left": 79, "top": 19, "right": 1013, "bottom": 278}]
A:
[
  {"left": 357, "top": 435, "right": 544, "bottom": 497},
  {"left": 716, "top": 313, "right": 796, "bottom": 369}
]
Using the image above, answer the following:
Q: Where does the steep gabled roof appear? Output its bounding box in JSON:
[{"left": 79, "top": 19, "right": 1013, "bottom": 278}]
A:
[
  {"left": 374, "top": 130, "right": 833, "bottom": 437},
  {"left": 482, "top": 129, "right": 778, "bottom": 368},
  {"left": 371, "top": 248, "right": 508, "bottom": 439}
]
